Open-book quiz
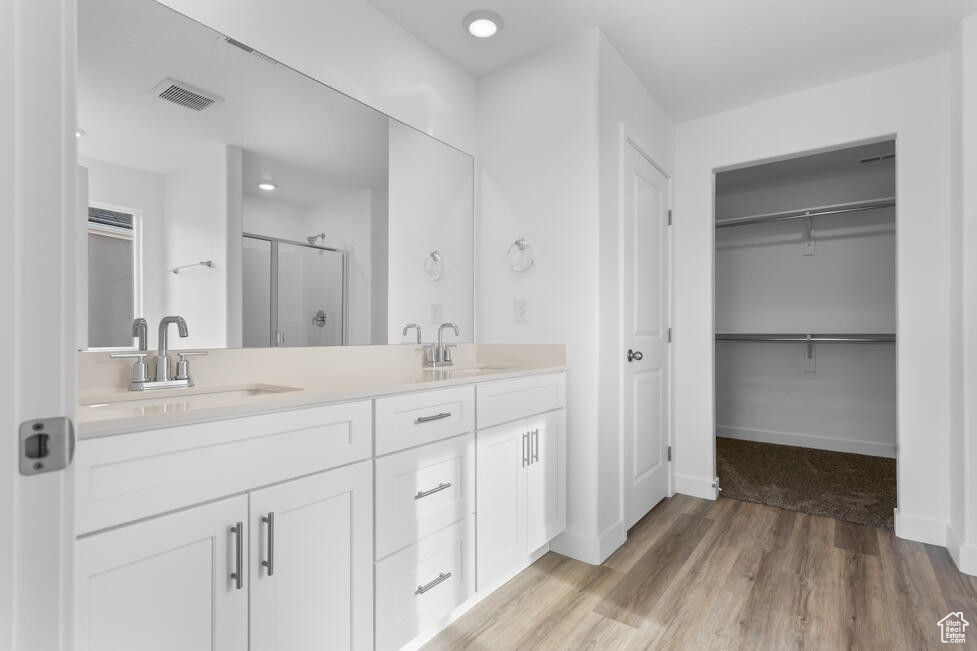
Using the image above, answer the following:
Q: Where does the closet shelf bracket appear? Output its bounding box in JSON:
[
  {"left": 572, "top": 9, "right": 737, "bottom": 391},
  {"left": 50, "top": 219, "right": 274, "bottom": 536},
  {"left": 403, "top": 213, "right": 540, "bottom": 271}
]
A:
[{"left": 803, "top": 215, "right": 815, "bottom": 256}]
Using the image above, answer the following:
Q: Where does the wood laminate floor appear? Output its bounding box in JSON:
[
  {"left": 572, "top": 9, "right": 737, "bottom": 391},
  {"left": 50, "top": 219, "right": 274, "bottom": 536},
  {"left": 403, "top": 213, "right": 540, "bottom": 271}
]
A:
[{"left": 423, "top": 495, "right": 977, "bottom": 650}]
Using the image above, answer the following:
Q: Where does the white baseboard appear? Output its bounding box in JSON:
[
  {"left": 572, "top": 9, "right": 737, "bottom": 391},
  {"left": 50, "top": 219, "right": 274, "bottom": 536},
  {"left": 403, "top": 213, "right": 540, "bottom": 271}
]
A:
[
  {"left": 674, "top": 473, "right": 718, "bottom": 500},
  {"left": 598, "top": 520, "right": 627, "bottom": 563},
  {"left": 894, "top": 509, "right": 947, "bottom": 546},
  {"left": 946, "top": 524, "right": 977, "bottom": 576},
  {"left": 716, "top": 426, "right": 896, "bottom": 458},
  {"left": 550, "top": 528, "right": 601, "bottom": 564}
]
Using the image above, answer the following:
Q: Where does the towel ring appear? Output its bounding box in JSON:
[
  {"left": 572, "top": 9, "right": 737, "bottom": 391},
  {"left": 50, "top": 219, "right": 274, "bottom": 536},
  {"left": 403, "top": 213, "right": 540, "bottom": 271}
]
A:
[
  {"left": 424, "top": 250, "right": 443, "bottom": 280},
  {"left": 507, "top": 238, "right": 535, "bottom": 272}
]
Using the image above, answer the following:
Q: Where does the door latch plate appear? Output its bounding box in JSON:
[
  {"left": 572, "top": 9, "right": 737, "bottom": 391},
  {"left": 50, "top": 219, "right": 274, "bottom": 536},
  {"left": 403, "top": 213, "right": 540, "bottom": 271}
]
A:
[{"left": 19, "top": 416, "right": 74, "bottom": 476}]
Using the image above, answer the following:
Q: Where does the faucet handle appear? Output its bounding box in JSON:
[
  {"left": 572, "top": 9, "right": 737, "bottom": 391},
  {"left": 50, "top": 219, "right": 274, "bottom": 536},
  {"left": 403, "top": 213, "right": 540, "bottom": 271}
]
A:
[
  {"left": 175, "top": 351, "right": 207, "bottom": 382},
  {"left": 111, "top": 352, "right": 149, "bottom": 383},
  {"left": 109, "top": 352, "right": 147, "bottom": 358}
]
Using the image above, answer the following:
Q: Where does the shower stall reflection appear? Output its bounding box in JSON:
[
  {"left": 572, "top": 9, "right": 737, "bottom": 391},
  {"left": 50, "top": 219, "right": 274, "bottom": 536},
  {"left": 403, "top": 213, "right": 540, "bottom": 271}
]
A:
[{"left": 242, "top": 233, "right": 348, "bottom": 347}]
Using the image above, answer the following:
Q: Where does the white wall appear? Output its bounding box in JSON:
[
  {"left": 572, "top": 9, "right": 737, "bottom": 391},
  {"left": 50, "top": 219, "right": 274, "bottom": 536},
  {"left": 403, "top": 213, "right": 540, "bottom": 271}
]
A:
[
  {"left": 388, "top": 120, "right": 474, "bottom": 344},
  {"left": 595, "top": 33, "right": 675, "bottom": 558},
  {"left": 949, "top": 14, "right": 977, "bottom": 575},
  {"left": 156, "top": 0, "right": 476, "bottom": 153},
  {"left": 673, "top": 56, "right": 953, "bottom": 548},
  {"left": 80, "top": 157, "right": 167, "bottom": 344},
  {"left": 477, "top": 29, "right": 602, "bottom": 561},
  {"left": 163, "top": 145, "right": 240, "bottom": 348}
]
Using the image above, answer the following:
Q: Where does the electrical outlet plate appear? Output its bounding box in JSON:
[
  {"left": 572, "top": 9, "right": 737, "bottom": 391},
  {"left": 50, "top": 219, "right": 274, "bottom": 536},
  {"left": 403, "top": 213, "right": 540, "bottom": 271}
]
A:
[
  {"left": 430, "top": 303, "right": 443, "bottom": 323},
  {"left": 514, "top": 298, "right": 528, "bottom": 323}
]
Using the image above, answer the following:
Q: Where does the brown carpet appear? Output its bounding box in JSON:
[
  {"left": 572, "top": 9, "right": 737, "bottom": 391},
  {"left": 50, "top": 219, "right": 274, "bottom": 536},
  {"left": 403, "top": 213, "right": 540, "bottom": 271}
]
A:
[{"left": 716, "top": 437, "right": 896, "bottom": 528}]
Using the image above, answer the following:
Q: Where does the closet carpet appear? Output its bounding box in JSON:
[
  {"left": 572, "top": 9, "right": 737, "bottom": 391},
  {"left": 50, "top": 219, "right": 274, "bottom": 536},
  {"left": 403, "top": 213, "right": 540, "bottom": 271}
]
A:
[{"left": 716, "top": 437, "right": 896, "bottom": 528}]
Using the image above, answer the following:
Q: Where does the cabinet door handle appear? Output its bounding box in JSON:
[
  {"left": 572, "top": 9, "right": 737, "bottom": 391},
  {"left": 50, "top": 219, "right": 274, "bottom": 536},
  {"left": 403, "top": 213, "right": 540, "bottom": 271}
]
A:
[
  {"left": 532, "top": 428, "right": 539, "bottom": 463},
  {"left": 261, "top": 512, "right": 275, "bottom": 577},
  {"left": 415, "top": 571, "right": 452, "bottom": 595},
  {"left": 415, "top": 482, "right": 452, "bottom": 500},
  {"left": 415, "top": 412, "right": 451, "bottom": 424},
  {"left": 229, "top": 521, "right": 244, "bottom": 590},
  {"left": 522, "top": 433, "right": 528, "bottom": 467}
]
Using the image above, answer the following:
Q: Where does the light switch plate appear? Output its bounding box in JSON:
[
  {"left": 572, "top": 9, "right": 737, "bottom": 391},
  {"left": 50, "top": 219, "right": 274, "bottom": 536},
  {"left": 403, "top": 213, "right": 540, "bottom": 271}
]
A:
[{"left": 514, "top": 298, "right": 528, "bottom": 323}]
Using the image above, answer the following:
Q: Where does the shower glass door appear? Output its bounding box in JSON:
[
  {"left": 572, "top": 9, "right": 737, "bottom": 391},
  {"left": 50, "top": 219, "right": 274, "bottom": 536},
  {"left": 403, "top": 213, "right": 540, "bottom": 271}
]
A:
[
  {"left": 276, "top": 241, "right": 346, "bottom": 347},
  {"left": 242, "top": 235, "right": 347, "bottom": 347}
]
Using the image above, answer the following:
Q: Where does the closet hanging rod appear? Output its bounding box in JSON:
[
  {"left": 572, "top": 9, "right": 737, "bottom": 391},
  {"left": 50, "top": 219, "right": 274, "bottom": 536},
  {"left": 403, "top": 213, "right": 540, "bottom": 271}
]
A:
[
  {"left": 715, "top": 333, "right": 895, "bottom": 343},
  {"left": 714, "top": 196, "right": 895, "bottom": 229}
]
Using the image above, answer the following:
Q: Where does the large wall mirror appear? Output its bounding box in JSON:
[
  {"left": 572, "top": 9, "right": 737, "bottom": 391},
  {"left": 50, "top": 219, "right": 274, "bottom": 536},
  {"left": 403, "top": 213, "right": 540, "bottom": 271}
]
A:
[{"left": 77, "top": 0, "right": 474, "bottom": 350}]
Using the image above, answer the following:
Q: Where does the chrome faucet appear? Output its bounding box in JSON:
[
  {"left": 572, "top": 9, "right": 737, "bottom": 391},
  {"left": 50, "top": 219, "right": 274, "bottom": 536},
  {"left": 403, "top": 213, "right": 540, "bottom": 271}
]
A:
[
  {"left": 424, "top": 322, "right": 459, "bottom": 368},
  {"left": 402, "top": 323, "right": 422, "bottom": 344},
  {"left": 156, "top": 316, "right": 189, "bottom": 382},
  {"left": 111, "top": 315, "right": 206, "bottom": 391}
]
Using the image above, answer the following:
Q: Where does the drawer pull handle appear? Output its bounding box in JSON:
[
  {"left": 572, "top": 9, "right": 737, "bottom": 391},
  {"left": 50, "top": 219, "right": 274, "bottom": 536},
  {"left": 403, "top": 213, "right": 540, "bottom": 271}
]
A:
[
  {"left": 229, "top": 521, "right": 244, "bottom": 590},
  {"left": 415, "top": 412, "right": 451, "bottom": 424},
  {"left": 262, "top": 512, "right": 275, "bottom": 577},
  {"left": 415, "top": 482, "right": 452, "bottom": 500},
  {"left": 415, "top": 571, "right": 452, "bottom": 595}
]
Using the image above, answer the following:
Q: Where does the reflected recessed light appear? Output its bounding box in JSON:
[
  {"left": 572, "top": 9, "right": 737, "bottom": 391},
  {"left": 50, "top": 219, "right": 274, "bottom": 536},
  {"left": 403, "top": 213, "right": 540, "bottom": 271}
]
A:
[
  {"left": 463, "top": 10, "right": 503, "bottom": 38},
  {"left": 257, "top": 181, "right": 276, "bottom": 191},
  {"left": 75, "top": 128, "right": 86, "bottom": 138}
]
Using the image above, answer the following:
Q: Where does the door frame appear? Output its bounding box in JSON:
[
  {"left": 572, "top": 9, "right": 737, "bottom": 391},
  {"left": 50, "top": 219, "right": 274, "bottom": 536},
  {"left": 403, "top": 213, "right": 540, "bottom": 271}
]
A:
[
  {"left": 618, "top": 125, "right": 674, "bottom": 532},
  {"left": 1, "top": 0, "right": 78, "bottom": 648}
]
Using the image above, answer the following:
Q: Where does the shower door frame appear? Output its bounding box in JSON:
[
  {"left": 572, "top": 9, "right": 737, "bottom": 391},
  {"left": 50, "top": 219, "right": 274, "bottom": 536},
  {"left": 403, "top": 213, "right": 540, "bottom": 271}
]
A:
[{"left": 243, "top": 233, "right": 350, "bottom": 347}]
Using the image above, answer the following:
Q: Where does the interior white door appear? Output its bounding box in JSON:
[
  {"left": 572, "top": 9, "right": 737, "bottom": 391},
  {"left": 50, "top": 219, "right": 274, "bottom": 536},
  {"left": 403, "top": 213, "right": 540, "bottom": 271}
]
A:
[
  {"left": 1, "top": 0, "right": 77, "bottom": 647},
  {"left": 621, "top": 140, "right": 671, "bottom": 529},
  {"left": 475, "top": 420, "right": 528, "bottom": 590},
  {"left": 249, "top": 461, "right": 373, "bottom": 651},
  {"left": 76, "top": 495, "right": 249, "bottom": 651},
  {"left": 526, "top": 409, "right": 566, "bottom": 551}
]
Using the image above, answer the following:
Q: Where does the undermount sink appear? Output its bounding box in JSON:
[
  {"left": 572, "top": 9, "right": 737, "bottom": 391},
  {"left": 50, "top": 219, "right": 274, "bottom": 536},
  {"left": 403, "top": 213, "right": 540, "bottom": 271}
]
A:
[
  {"left": 423, "top": 366, "right": 513, "bottom": 378},
  {"left": 80, "top": 384, "right": 301, "bottom": 419}
]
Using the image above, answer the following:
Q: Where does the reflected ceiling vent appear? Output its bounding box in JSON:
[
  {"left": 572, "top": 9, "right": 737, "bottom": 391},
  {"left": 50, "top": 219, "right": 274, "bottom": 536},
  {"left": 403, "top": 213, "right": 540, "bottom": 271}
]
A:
[
  {"left": 151, "top": 78, "right": 223, "bottom": 112},
  {"left": 858, "top": 152, "right": 895, "bottom": 164},
  {"left": 223, "top": 36, "right": 278, "bottom": 65}
]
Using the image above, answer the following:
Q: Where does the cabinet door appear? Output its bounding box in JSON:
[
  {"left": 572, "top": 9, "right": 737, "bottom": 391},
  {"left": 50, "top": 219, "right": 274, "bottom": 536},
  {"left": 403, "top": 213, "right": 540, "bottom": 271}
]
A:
[
  {"left": 249, "top": 460, "right": 373, "bottom": 651},
  {"left": 76, "top": 495, "right": 249, "bottom": 651},
  {"left": 476, "top": 420, "right": 528, "bottom": 590},
  {"left": 526, "top": 409, "right": 566, "bottom": 552}
]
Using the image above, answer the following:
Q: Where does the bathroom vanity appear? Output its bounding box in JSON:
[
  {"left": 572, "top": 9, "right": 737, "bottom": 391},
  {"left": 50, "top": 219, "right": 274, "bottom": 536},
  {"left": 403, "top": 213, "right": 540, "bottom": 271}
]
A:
[{"left": 74, "top": 344, "right": 566, "bottom": 651}]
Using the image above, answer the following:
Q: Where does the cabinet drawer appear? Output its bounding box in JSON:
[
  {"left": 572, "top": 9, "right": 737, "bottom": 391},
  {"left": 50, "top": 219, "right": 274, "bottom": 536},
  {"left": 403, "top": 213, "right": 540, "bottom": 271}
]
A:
[
  {"left": 375, "top": 518, "right": 475, "bottom": 651},
  {"left": 375, "top": 434, "right": 474, "bottom": 560},
  {"left": 76, "top": 401, "right": 372, "bottom": 534},
  {"left": 375, "top": 385, "right": 475, "bottom": 455},
  {"left": 476, "top": 372, "right": 565, "bottom": 429}
]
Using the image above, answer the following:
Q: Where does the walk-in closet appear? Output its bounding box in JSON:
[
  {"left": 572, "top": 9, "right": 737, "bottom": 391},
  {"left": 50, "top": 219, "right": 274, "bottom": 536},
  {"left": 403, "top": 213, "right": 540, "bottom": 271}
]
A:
[{"left": 714, "top": 141, "right": 897, "bottom": 527}]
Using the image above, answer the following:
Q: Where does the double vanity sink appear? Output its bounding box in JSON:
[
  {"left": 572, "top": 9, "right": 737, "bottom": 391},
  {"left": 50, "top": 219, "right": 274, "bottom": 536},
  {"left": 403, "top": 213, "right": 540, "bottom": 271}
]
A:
[{"left": 73, "top": 343, "right": 567, "bottom": 650}]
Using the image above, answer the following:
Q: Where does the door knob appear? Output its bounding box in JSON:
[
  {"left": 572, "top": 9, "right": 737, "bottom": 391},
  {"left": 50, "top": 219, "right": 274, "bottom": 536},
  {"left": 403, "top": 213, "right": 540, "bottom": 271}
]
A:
[{"left": 627, "top": 349, "right": 644, "bottom": 362}]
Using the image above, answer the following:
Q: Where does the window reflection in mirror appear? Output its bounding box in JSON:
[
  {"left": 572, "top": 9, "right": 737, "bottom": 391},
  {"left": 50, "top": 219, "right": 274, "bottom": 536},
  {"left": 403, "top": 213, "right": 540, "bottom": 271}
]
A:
[{"left": 77, "top": 0, "right": 474, "bottom": 351}]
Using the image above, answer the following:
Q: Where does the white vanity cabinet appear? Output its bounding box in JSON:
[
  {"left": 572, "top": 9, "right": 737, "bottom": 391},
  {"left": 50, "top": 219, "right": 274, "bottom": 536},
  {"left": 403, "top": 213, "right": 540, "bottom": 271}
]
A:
[
  {"left": 76, "top": 495, "right": 249, "bottom": 651},
  {"left": 249, "top": 461, "right": 374, "bottom": 651},
  {"left": 476, "top": 375, "right": 566, "bottom": 590}
]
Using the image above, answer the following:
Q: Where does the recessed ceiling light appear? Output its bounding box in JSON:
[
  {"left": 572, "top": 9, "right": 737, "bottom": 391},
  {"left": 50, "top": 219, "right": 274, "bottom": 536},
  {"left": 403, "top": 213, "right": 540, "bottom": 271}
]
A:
[
  {"left": 463, "top": 10, "right": 503, "bottom": 39},
  {"left": 257, "top": 181, "right": 276, "bottom": 191},
  {"left": 75, "top": 128, "right": 86, "bottom": 138}
]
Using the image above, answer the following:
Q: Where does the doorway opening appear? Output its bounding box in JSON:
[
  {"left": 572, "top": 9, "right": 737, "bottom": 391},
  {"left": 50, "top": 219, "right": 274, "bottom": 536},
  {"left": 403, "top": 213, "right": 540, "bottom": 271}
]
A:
[{"left": 712, "top": 140, "right": 897, "bottom": 528}]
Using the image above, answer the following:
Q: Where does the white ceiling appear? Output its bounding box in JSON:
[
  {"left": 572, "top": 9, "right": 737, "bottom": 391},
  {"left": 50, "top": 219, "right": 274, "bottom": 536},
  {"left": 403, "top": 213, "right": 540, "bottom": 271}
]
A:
[
  {"left": 365, "top": 0, "right": 977, "bottom": 120},
  {"left": 79, "top": 0, "right": 388, "bottom": 206}
]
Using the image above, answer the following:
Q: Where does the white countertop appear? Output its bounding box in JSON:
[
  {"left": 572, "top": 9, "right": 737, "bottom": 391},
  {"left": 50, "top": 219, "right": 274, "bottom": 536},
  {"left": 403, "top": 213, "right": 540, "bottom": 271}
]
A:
[{"left": 76, "top": 363, "right": 566, "bottom": 439}]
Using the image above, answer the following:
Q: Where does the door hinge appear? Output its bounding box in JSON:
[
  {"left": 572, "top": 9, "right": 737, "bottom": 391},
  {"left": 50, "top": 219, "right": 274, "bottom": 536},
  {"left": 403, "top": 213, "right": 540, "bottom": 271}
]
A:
[
  {"left": 19, "top": 416, "right": 74, "bottom": 476},
  {"left": 667, "top": 209, "right": 673, "bottom": 226},
  {"left": 667, "top": 327, "right": 672, "bottom": 343},
  {"left": 667, "top": 445, "right": 672, "bottom": 462}
]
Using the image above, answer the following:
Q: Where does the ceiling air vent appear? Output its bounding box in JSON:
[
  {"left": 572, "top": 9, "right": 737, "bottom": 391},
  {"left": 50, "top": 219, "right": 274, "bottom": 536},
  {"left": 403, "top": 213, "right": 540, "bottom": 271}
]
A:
[
  {"left": 151, "top": 78, "right": 223, "bottom": 112},
  {"left": 858, "top": 153, "right": 895, "bottom": 164},
  {"left": 223, "top": 36, "right": 278, "bottom": 65}
]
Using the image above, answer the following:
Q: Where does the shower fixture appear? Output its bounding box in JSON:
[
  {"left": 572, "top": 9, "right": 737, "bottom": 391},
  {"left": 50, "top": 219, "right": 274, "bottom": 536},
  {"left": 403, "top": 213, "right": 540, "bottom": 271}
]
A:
[{"left": 307, "top": 233, "right": 326, "bottom": 245}]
